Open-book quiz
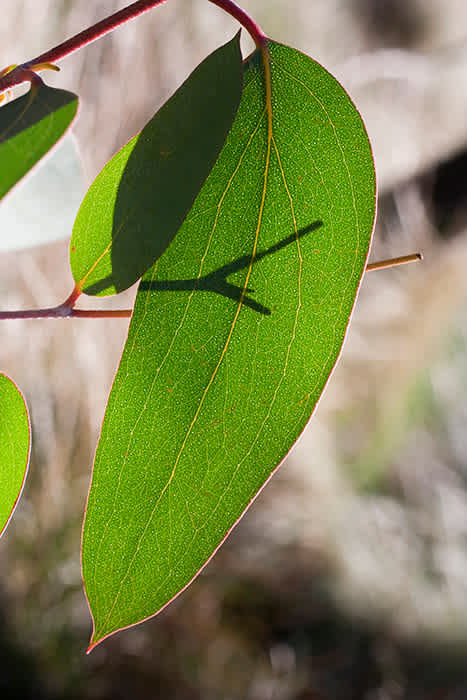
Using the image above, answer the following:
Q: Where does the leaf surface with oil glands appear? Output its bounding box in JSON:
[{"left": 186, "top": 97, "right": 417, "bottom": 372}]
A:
[
  {"left": 70, "top": 34, "right": 243, "bottom": 296},
  {"left": 82, "top": 40, "right": 376, "bottom": 649},
  {"left": 0, "top": 374, "right": 31, "bottom": 536},
  {"left": 0, "top": 82, "right": 78, "bottom": 201}
]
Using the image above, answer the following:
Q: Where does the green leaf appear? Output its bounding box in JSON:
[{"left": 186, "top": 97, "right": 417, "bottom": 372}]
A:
[
  {"left": 0, "top": 374, "right": 30, "bottom": 537},
  {"left": 70, "top": 33, "right": 243, "bottom": 297},
  {"left": 0, "top": 83, "right": 78, "bottom": 201},
  {"left": 82, "top": 40, "right": 376, "bottom": 649}
]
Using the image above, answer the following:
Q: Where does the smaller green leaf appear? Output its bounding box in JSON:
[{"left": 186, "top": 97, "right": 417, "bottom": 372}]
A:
[
  {"left": 0, "top": 83, "right": 79, "bottom": 201},
  {"left": 0, "top": 374, "right": 31, "bottom": 537},
  {"left": 70, "top": 33, "right": 243, "bottom": 297}
]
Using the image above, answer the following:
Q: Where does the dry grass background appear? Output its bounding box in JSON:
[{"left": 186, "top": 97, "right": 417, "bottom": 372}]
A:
[{"left": 1, "top": 1, "right": 467, "bottom": 698}]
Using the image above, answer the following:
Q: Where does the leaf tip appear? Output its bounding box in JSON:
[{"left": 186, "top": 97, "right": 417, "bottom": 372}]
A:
[
  {"left": 86, "top": 639, "right": 99, "bottom": 655},
  {"left": 86, "top": 624, "right": 123, "bottom": 654},
  {"left": 86, "top": 624, "right": 105, "bottom": 654}
]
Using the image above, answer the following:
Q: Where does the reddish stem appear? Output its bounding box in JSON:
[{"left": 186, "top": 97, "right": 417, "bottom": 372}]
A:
[
  {"left": 62, "top": 285, "right": 82, "bottom": 309},
  {"left": 0, "top": 307, "right": 131, "bottom": 320},
  {"left": 0, "top": 0, "right": 267, "bottom": 95},
  {"left": 25, "top": 0, "right": 170, "bottom": 67},
  {"left": 0, "top": 285, "right": 130, "bottom": 319}
]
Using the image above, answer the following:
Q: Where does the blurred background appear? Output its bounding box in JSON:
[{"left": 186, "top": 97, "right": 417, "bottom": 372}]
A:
[{"left": 1, "top": 0, "right": 467, "bottom": 697}]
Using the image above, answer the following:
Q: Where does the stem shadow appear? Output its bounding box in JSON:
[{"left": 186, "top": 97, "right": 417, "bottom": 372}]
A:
[{"left": 138, "top": 220, "right": 322, "bottom": 316}]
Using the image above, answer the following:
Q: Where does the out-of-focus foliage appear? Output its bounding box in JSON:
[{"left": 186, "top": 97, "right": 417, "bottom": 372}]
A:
[{"left": 0, "top": 135, "right": 83, "bottom": 251}]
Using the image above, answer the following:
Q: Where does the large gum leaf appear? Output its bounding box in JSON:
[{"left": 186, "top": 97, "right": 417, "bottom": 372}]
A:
[
  {"left": 70, "top": 33, "right": 243, "bottom": 297},
  {"left": 0, "top": 374, "right": 30, "bottom": 537},
  {"left": 0, "top": 83, "right": 78, "bottom": 201},
  {"left": 82, "top": 40, "right": 376, "bottom": 649}
]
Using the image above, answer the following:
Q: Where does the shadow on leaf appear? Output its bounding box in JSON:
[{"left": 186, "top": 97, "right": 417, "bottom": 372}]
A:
[
  {"left": 0, "top": 86, "right": 77, "bottom": 145},
  {"left": 138, "top": 220, "right": 322, "bottom": 315}
]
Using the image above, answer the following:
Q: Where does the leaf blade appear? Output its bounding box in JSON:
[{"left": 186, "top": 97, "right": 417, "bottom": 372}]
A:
[
  {"left": 0, "top": 83, "right": 78, "bottom": 201},
  {"left": 70, "top": 33, "right": 243, "bottom": 297},
  {"left": 0, "top": 374, "right": 31, "bottom": 537},
  {"left": 82, "top": 40, "right": 376, "bottom": 647}
]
